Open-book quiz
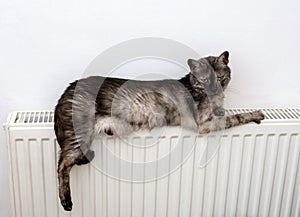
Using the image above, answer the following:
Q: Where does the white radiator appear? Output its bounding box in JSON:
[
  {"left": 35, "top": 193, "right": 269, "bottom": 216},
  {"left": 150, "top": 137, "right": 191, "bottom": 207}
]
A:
[{"left": 4, "top": 108, "right": 300, "bottom": 217}]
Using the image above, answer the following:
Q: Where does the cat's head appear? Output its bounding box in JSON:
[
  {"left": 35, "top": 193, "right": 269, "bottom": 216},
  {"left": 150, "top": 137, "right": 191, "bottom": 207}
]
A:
[
  {"left": 205, "top": 51, "right": 231, "bottom": 90},
  {"left": 187, "top": 58, "right": 225, "bottom": 116},
  {"left": 187, "top": 58, "right": 222, "bottom": 96}
]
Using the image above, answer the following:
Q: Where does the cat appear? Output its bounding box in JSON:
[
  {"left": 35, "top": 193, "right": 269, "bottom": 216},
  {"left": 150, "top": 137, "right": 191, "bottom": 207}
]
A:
[{"left": 54, "top": 51, "right": 264, "bottom": 211}]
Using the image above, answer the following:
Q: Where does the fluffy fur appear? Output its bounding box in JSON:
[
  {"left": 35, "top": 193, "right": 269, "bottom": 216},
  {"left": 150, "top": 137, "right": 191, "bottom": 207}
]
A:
[{"left": 54, "top": 51, "right": 264, "bottom": 211}]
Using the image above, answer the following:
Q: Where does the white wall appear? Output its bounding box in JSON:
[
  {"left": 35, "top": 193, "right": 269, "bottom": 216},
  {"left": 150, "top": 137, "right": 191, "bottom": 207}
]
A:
[{"left": 1, "top": 0, "right": 300, "bottom": 216}]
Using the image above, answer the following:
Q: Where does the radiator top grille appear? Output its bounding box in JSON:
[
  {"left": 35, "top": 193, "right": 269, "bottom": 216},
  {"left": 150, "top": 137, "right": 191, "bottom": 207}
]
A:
[
  {"left": 226, "top": 108, "right": 300, "bottom": 120},
  {"left": 8, "top": 108, "right": 300, "bottom": 125},
  {"left": 14, "top": 111, "right": 54, "bottom": 124}
]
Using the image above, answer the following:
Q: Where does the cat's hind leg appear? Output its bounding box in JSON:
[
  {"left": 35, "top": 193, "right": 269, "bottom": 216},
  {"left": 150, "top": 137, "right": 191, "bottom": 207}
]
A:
[{"left": 75, "top": 149, "right": 95, "bottom": 165}]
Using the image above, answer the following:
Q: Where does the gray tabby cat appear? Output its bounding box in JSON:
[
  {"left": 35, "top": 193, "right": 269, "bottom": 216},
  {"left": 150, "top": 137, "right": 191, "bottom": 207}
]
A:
[{"left": 54, "top": 51, "right": 264, "bottom": 211}]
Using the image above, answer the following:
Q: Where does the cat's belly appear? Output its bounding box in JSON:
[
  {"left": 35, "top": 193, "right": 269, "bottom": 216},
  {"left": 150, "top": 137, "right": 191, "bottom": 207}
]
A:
[{"left": 94, "top": 107, "right": 181, "bottom": 137}]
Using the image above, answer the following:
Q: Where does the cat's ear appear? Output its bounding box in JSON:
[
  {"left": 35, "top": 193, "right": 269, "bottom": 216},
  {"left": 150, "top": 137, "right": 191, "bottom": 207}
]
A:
[
  {"left": 187, "top": 59, "right": 200, "bottom": 71},
  {"left": 217, "top": 51, "right": 229, "bottom": 65}
]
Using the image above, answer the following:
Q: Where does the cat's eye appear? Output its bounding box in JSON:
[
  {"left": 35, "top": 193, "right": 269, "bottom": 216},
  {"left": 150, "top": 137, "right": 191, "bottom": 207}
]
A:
[
  {"left": 201, "top": 79, "right": 208, "bottom": 83},
  {"left": 218, "top": 77, "right": 223, "bottom": 81}
]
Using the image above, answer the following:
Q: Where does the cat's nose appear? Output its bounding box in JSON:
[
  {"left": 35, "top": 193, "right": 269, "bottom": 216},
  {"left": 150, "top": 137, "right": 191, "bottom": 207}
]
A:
[
  {"left": 210, "top": 83, "right": 219, "bottom": 93},
  {"left": 211, "top": 86, "right": 217, "bottom": 92}
]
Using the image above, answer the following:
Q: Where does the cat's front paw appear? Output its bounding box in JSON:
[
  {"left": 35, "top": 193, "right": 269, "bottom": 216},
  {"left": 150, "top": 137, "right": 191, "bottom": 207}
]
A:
[
  {"left": 198, "top": 126, "right": 211, "bottom": 134},
  {"left": 251, "top": 110, "right": 265, "bottom": 124}
]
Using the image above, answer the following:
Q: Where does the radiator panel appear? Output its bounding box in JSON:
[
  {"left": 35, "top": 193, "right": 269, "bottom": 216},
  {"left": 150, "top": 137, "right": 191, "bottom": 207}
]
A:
[{"left": 4, "top": 109, "right": 300, "bottom": 217}]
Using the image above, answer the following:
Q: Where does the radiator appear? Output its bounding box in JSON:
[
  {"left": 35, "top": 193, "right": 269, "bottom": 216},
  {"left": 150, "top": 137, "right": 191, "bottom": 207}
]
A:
[{"left": 3, "top": 108, "right": 300, "bottom": 217}]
